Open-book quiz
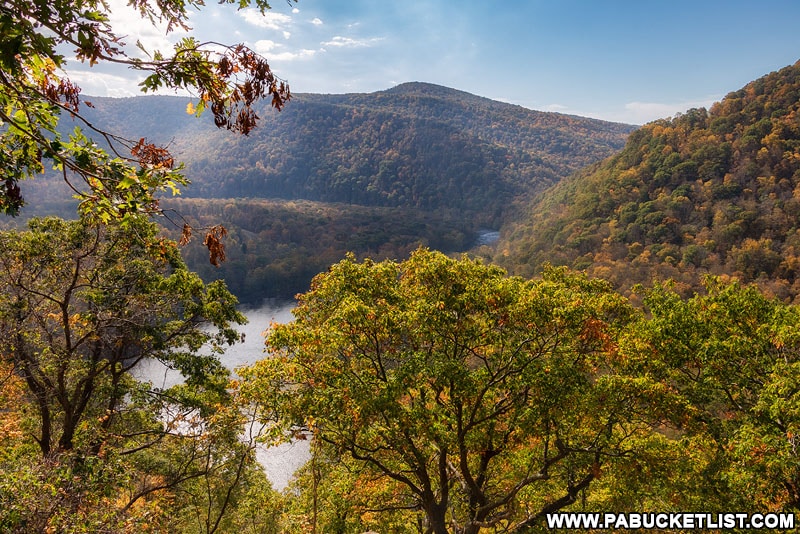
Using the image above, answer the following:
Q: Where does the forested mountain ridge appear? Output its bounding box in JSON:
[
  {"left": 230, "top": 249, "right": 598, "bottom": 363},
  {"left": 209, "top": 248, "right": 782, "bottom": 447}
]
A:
[
  {"left": 7, "top": 82, "right": 634, "bottom": 304},
  {"left": 497, "top": 60, "right": 800, "bottom": 301},
  {"left": 12, "top": 83, "right": 634, "bottom": 303},
  {"left": 67, "top": 83, "right": 634, "bottom": 227},
  {"left": 11, "top": 0, "right": 800, "bottom": 529}
]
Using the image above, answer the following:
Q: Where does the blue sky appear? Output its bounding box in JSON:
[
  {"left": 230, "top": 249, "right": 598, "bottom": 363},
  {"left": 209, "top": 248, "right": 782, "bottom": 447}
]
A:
[{"left": 67, "top": 0, "right": 800, "bottom": 124}]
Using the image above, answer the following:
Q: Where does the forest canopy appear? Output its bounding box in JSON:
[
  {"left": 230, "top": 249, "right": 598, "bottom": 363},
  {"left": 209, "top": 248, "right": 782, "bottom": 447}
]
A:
[
  {"left": 0, "top": 216, "right": 264, "bottom": 532},
  {"left": 0, "top": 0, "right": 291, "bottom": 530},
  {"left": 240, "top": 251, "right": 800, "bottom": 531},
  {"left": 3, "top": 0, "right": 800, "bottom": 529},
  {"left": 497, "top": 60, "right": 800, "bottom": 303}
]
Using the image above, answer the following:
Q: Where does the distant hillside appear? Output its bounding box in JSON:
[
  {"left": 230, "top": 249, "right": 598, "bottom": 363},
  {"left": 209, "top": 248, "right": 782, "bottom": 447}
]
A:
[
  {"left": 497, "top": 60, "right": 800, "bottom": 302},
  {"left": 161, "top": 198, "right": 478, "bottom": 302},
  {"left": 13, "top": 83, "right": 633, "bottom": 303},
  {"left": 57, "top": 83, "right": 633, "bottom": 228}
]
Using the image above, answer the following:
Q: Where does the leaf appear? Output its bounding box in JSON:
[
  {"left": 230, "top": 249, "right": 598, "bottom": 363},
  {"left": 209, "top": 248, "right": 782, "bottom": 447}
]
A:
[
  {"left": 118, "top": 174, "right": 138, "bottom": 190},
  {"left": 203, "top": 225, "right": 228, "bottom": 267},
  {"left": 179, "top": 223, "right": 193, "bottom": 246}
]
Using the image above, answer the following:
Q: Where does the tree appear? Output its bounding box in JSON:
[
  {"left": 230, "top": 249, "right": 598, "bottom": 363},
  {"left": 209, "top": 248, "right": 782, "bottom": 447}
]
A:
[
  {"left": 0, "top": 216, "right": 250, "bottom": 531},
  {"left": 619, "top": 278, "right": 800, "bottom": 511},
  {"left": 0, "top": 216, "right": 244, "bottom": 455},
  {"left": 0, "top": 0, "right": 292, "bottom": 223},
  {"left": 242, "top": 249, "right": 651, "bottom": 533},
  {"left": 280, "top": 445, "right": 417, "bottom": 533}
]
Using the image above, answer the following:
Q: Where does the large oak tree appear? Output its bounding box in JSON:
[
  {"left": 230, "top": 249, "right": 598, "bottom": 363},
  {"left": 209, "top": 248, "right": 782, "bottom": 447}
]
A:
[{"left": 242, "top": 249, "right": 657, "bottom": 533}]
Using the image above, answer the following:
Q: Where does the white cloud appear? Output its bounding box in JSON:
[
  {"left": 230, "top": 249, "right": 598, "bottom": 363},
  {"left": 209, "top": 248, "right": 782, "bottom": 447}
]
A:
[
  {"left": 527, "top": 97, "right": 721, "bottom": 125},
  {"left": 254, "top": 39, "right": 278, "bottom": 53},
  {"left": 252, "top": 40, "right": 316, "bottom": 62},
  {"left": 623, "top": 98, "right": 718, "bottom": 124},
  {"left": 321, "top": 36, "right": 384, "bottom": 48},
  {"left": 238, "top": 9, "right": 293, "bottom": 30},
  {"left": 104, "top": 0, "right": 183, "bottom": 56},
  {"left": 65, "top": 69, "right": 145, "bottom": 97},
  {"left": 292, "top": 7, "right": 299, "bottom": 14},
  {"left": 311, "top": 17, "right": 323, "bottom": 26},
  {"left": 270, "top": 49, "right": 317, "bottom": 61}
]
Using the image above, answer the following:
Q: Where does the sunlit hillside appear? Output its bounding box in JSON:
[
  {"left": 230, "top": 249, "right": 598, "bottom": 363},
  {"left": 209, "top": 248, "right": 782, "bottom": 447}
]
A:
[{"left": 498, "top": 60, "right": 800, "bottom": 302}]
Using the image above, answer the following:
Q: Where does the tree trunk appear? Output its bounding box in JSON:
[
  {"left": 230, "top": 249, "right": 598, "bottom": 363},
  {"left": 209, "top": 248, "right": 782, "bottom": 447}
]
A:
[
  {"left": 424, "top": 501, "right": 449, "bottom": 534},
  {"left": 58, "top": 414, "right": 76, "bottom": 451},
  {"left": 37, "top": 400, "right": 52, "bottom": 456}
]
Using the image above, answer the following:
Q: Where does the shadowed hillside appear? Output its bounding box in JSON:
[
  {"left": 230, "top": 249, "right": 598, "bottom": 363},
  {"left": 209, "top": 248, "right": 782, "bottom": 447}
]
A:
[{"left": 46, "top": 83, "right": 634, "bottom": 229}]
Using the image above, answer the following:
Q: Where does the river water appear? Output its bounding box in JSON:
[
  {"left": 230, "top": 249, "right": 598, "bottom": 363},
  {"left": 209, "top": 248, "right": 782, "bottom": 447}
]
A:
[
  {"left": 136, "top": 301, "right": 308, "bottom": 491},
  {"left": 476, "top": 229, "right": 500, "bottom": 246}
]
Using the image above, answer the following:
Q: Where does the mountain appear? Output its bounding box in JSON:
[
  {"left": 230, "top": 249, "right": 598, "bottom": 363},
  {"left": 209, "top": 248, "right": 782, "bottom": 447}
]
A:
[
  {"left": 14, "top": 82, "right": 634, "bottom": 302},
  {"left": 496, "top": 60, "right": 800, "bottom": 302},
  {"left": 62, "top": 83, "right": 633, "bottom": 228}
]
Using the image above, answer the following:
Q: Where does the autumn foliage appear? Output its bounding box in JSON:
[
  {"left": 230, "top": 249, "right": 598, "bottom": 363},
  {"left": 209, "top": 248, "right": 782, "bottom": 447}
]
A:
[{"left": 499, "top": 60, "right": 800, "bottom": 303}]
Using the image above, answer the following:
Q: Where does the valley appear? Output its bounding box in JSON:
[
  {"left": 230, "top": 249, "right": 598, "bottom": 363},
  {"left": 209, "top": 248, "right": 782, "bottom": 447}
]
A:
[
  {"left": 6, "top": 0, "right": 800, "bottom": 528},
  {"left": 15, "top": 82, "right": 635, "bottom": 303}
]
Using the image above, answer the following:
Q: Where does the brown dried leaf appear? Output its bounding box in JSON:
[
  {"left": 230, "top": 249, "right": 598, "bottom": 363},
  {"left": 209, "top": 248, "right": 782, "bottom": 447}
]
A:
[
  {"left": 202, "top": 225, "right": 228, "bottom": 267},
  {"left": 178, "top": 223, "right": 192, "bottom": 246},
  {"left": 131, "top": 138, "right": 175, "bottom": 169}
]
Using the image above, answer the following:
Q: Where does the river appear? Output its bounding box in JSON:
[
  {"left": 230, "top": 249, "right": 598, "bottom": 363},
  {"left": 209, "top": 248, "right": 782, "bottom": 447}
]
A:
[
  {"left": 135, "top": 301, "right": 308, "bottom": 491},
  {"left": 476, "top": 229, "right": 500, "bottom": 246}
]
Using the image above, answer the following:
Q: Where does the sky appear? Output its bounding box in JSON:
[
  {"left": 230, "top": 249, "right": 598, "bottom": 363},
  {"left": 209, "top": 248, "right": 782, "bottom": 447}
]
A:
[{"left": 66, "top": 0, "right": 800, "bottom": 125}]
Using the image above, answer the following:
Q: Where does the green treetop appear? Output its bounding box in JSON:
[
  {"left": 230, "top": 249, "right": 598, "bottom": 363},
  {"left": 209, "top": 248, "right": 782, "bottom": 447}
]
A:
[
  {"left": 241, "top": 249, "right": 663, "bottom": 533},
  {"left": 0, "top": 216, "right": 252, "bottom": 532}
]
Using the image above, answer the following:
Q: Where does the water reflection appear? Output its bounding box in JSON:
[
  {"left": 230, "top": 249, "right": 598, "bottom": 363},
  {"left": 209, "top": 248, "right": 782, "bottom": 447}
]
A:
[
  {"left": 476, "top": 229, "right": 500, "bottom": 246},
  {"left": 135, "top": 301, "right": 308, "bottom": 490}
]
